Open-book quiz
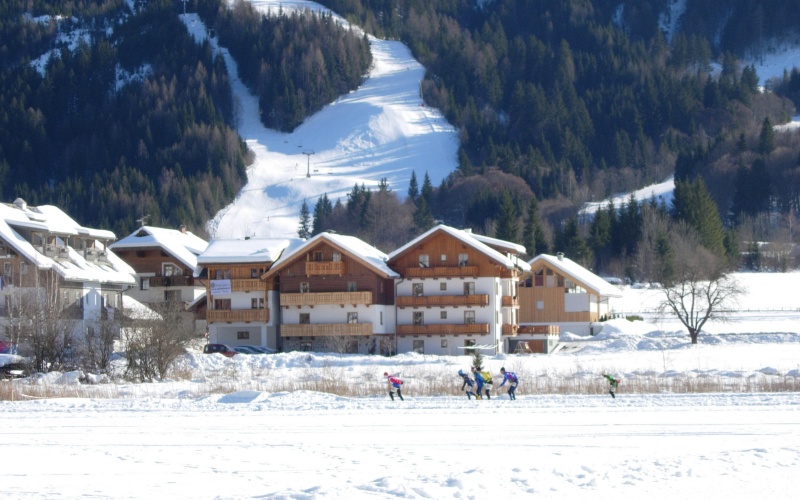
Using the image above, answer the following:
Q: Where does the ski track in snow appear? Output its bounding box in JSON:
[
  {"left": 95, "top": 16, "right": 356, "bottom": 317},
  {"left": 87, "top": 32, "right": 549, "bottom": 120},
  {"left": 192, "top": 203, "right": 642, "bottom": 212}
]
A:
[{"left": 183, "top": 0, "right": 458, "bottom": 240}]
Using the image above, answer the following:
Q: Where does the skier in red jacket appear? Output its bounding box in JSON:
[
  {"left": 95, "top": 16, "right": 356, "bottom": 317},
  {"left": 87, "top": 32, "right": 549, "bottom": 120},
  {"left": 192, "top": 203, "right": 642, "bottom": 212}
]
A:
[{"left": 385, "top": 372, "right": 404, "bottom": 401}]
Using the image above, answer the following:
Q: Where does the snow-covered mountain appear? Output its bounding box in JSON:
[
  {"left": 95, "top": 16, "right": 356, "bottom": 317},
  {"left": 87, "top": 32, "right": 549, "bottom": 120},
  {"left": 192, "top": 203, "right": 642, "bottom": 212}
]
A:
[{"left": 182, "top": 0, "right": 458, "bottom": 240}]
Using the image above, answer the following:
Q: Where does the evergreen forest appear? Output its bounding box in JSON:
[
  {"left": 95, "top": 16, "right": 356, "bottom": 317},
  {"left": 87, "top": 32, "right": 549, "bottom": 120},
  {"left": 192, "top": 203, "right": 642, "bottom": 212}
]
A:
[{"left": 1, "top": 0, "right": 799, "bottom": 277}]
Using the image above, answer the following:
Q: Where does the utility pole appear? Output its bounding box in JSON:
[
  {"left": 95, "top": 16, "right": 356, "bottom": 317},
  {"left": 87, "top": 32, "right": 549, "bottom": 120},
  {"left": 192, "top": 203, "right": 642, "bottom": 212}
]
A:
[{"left": 302, "top": 151, "right": 315, "bottom": 178}]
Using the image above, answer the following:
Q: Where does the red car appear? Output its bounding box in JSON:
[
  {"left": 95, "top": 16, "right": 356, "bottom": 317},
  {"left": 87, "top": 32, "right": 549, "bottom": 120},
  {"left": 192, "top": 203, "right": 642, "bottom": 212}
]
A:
[{"left": 202, "top": 344, "right": 237, "bottom": 357}]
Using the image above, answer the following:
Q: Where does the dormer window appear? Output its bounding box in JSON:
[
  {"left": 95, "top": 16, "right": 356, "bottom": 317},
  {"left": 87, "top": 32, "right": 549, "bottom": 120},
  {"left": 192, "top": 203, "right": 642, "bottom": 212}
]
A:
[{"left": 418, "top": 254, "right": 429, "bottom": 268}]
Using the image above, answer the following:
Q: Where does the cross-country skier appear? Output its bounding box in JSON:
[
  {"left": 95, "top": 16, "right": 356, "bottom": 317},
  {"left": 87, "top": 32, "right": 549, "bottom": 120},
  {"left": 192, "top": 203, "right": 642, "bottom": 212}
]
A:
[
  {"left": 603, "top": 373, "right": 619, "bottom": 399},
  {"left": 499, "top": 367, "right": 518, "bottom": 400},
  {"left": 385, "top": 372, "right": 404, "bottom": 401},
  {"left": 471, "top": 366, "right": 487, "bottom": 400},
  {"left": 458, "top": 369, "right": 478, "bottom": 399}
]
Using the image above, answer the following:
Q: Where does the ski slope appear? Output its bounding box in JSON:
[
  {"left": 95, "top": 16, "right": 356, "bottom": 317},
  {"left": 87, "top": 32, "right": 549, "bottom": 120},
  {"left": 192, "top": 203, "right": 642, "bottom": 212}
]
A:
[{"left": 182, "top": 0, "right": 458, "bottom": 240}]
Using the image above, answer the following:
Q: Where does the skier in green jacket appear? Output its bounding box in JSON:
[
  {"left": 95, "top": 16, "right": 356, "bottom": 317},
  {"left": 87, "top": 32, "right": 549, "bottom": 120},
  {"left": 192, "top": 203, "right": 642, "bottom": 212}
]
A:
[{"left": 602, "top": 373, "right": 619, "bottom": 399}]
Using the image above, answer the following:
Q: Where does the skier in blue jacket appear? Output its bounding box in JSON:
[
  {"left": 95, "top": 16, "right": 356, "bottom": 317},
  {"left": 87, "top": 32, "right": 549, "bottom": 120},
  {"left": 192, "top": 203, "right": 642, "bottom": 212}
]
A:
[
  {"left": 499, "top": 367, "right": 518, "bottom": 400},
  {"left": 471, "top": 366, "right": 486, "bottom": 400},
  {"left": 458, "top": 369, "right": 478, "bottom": 399}
]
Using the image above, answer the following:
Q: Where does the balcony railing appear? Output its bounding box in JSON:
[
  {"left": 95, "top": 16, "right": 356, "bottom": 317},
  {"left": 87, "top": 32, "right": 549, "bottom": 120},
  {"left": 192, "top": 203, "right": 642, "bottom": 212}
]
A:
[
  {"left": 305, "top": 261, "right": 345, "bottom": 276},
  {"left": 231, "top": 279, "right": 265, "bottom": 292},
  {"left": 501, "top": 295, "right": 519, "bottom": 307},
  {"left": 281, "top": 323, "right": 373, "bottom": 337},
  {"left": 518, "top": 325, "right": 560, "bottom": 334},
  {"left": 404, "top": 265, "right": 479, "bottom": 278},
  {"left": 207, "top": 309, "right": 269, "bottom": 323},
  {"left": 396, "top": 323, "right": 489, "bottom": 335},
  {"left": 281, "top": 291, "right": 373, "bottom": 307},
  {"left": 396, "top": 294, "right": 489, "bottom": 307},
  {"left": 149, "top": 275, "right": 193, "bottom": 287},
  {"left": 501, "top": 323, "right": 519, "bottom": 336}
]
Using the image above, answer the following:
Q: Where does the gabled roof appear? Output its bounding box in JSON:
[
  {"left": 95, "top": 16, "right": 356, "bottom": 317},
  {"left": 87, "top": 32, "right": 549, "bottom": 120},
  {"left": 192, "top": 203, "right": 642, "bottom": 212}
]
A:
[
  {"left": 110, "top": 226, "right": 208, "bottom": 274},
  {"left": 387, "top": 224, "right": 531, "bottom": 272},
  {"left": 264, "top": 232, "right": 399, "bottom": 279},
  {"left": 197, "top": 237, "right": 296, "bottom": 272},
  {"left": 529, "top": 254, "right": 622, "bottom": 297},
  {"left": 0, "top": 202, "right": 135, "bottom": 285}
]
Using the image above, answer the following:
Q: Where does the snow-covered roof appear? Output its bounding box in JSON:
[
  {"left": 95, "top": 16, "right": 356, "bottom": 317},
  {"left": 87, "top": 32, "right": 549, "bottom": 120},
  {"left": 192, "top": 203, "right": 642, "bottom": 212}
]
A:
[
  {"left": 387, "top": 225, "right": 531, "bottom": 272},
  {"left": 197, "top": 237, "right": 296, "bottom": 268},
  {"left": 110, "top": 226, "right": 208, "bottom": 273},
  {"left": 464, "top": 231, "right": 527, "bottom": 255},
  {"left": 529, "top": 254, "right": 623, "bottom": 297},
  {"left": 0, "top": 202, "right": 135, "bottom": 285},
  {"left": 266, "top": 232, "right": 399, "bottom": 279}
]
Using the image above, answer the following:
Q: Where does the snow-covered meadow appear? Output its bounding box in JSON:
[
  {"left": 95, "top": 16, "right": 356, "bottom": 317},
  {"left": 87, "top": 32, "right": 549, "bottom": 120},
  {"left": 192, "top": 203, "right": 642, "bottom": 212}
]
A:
[{"left": 3, "top": 273, "right": 800, "bottom": 498}]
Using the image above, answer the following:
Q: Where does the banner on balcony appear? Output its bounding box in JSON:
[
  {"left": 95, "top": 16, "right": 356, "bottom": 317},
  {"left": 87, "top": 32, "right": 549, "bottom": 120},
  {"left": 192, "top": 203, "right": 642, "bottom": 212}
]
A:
[{"left": 210, "top": 279, "right": 232, "bottom": 295}]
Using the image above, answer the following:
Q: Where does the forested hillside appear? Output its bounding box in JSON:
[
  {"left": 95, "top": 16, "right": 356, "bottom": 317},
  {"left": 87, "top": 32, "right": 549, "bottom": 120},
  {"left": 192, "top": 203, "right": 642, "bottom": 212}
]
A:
[
  {"left": 0, "top": 0, "right": 369, "bottom": 237},
  {"left": 310, "top": 0, "right": 800, "bottom": 276}
]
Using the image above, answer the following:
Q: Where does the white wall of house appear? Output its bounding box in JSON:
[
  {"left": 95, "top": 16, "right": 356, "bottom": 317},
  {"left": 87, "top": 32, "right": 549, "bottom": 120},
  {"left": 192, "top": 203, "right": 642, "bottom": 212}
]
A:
[
  {"left": 213, "top": 324, "right": 275, "bottom": 349},
  {"left": 397, "top": 335, "right": 496, "bottom": 356},
  {"left": 565, "top": 293, "right": 589, "bottom": 312}
]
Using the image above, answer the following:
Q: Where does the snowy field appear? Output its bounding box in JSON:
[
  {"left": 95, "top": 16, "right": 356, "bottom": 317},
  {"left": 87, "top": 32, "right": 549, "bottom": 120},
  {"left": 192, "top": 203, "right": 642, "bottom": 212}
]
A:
[{"left": 2, "top": 272, "right": 800, "bottom": 499}]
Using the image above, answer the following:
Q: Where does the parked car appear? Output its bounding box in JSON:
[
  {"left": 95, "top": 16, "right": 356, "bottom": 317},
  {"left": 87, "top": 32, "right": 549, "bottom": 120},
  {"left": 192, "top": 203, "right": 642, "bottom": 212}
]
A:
[
  {"left": 202, "top": 344, "right": 237, "bottom": 357},
  {"left": 249, "top": 346, "right": 277, "bottom": 354},
  {"left": 232, "top": 346, "right": 261, "bottom": 355}
]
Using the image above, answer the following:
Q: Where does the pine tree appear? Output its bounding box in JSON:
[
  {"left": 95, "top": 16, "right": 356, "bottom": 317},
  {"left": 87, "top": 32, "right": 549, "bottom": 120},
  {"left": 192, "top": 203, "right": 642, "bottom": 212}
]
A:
[
  {"left": 312, "top": 193, "right": 333, "bottom": 235},
  {"left": 495, "top": 191, "right": 519, "bottom": 243},
  {"left": 297, "top": 199, "right": 312, "bottom": 239},
  {"left": 407, "top": 171, "right": 419, "bottom": 202},
  {"left": 522, "top": 197, "right": 546, "bottom": 257},
  {"left": 672, "top": 177, "right": 725, "bottom": 257},
  {"left": 413, "top": 196, "right": 434, "bottom": 231},
  {"left": 759, "top": 117, "right": 775, "bottom": 155},
  {"left": 421, "top": 171, "right": 433, "bottom": 206},
  {"left": 471, "top": 348, "right": 484, "bottom": 371}
]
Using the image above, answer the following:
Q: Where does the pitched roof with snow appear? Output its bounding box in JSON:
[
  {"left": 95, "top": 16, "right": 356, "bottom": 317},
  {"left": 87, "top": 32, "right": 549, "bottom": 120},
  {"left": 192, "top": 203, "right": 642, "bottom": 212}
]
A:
[
  {"left": 387, "top": 224, "right": 531, "bottom": 273},
  {"left": 0, "top": 201, "right": 135, "bottom": 285},
  {"left": 110, "top": 226, "right": 208, "bottom": 273},
  {"left": 266, "top": 232, "right": 399, "bottom": 278},
  {"left": 529, "top": 254, "right": 622, "bottom": 297},
  {"left": 197, "top": 237, "right": 296, "bottom": 269}
]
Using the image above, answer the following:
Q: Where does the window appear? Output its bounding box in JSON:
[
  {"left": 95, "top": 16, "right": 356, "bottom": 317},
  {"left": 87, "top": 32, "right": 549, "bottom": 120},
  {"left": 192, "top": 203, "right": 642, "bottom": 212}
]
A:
[
  {"left": 440, "top": 282, "right": 447, "bottom": 291},
  {"left": 464, "top": 282, "right": 475, "bottom": 295},
  {"left": 214, "top": 269, "right": 231, "bottom": 279},
  {"left": 347, "top": 312, "right": 358, "bottom": 324},
  {"left": 347, "top": 281, "right": 357, "bottom": 292},
  {"left": 464, "top": 310, "right": 476, "bottom": 324},
  {"left": 237, "top": 331, "right": 250, "bottom": 340},
  {"left": 251, "top": 297, "right": 264, "bottom": 309},
  {"left": 537, "top": 300, "right": 544, "bottom": 310},
  {"left": 20, "top": 262, "right": 28, "bottom": 275},
  {"left": 163, "top": 263, "right": 175, "bottom": 276},
  {"left": 412, "top": 340, "right": 424, "bottom": 354},
  {"left": 412, "top": 283, "right": 424, "bottom": 296},
  {"left": 418, "top": 254, "right": 429, "bottom": 268},
  {"left": 300, "top": 282, "right": 310, "bottom": 293},
  {"left": 464, "top": 339, "right": 476, "bottom": 348},
  {"left": 440, "top": 311, "right": 447, "bottom": 320},
  {"left": 441, "top": 254, "right": 447, "bottom": 262},
  {"left": 332, "top": 251, "right": 341, "bottom": 262},
  {"left": 140, "top": 277, "right": 150, "bottom": 290},
  {"left": 458, "top": 253, "right": 469, "bottom": 266},
  {"left": 313, "top": 251, "right": 323, "bottom": 262},
  {"left": 214, "top": 299, "right": 231, "bottom": 310},
  {"left": 165, "top": 290, "right": 182, "bottom": 302},
  {"left": 3, "top": 262, "right": 11, "bottom": 277},
  {"left": 251, "top": 268, "right": 260, "bottom": 278},
  {"left": 299, "top": 313, "right": 310, "bottom": 324},
  {"left": 413, "top": 312, "right": 424, "bottom": 325},
  {"left": 441, "top": 339, "right": 448, "bottom": 348}
]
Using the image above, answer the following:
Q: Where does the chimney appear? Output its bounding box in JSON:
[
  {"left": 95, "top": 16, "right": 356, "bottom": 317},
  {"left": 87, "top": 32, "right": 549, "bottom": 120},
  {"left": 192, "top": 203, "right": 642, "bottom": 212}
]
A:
[
  {"left": 557, "top": 252, "right": 564, "bottom": 261},
  {"left": 13, "top": 198, "right": 27, "bottom": 211},
  {"left": 180, "top": 224, "right": 187, "bottom": 234}
]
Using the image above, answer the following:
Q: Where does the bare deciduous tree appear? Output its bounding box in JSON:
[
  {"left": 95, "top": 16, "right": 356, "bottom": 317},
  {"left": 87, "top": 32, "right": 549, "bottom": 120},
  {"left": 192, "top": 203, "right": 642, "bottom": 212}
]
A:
[{"left": 656, "top": 249, "right": 743, "bottom": 344}]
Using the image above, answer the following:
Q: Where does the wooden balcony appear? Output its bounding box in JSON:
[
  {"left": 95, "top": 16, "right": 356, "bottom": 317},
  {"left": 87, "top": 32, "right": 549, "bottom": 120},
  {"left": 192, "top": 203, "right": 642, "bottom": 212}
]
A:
[
  {"left": 502, "top": 323, "right": 519, "bottom": 336},
  {"left": 396, "top": 294, "right": 489, "bottom": 307},
  {"left": 231, "top": 279, "right": 265, "bottom": 292},
  {"left": 404, "top": 265, "right": 479, "bottom": 278},
  {"left": 396, "top": 323, "right": 490, "bottom": 335},
  {"left": 305, "top": 261, "right": 345, "bottom": 276},
  {"left": 207, "top": 309, "right": 269, "bottom": 323},
  {"left": 281, "top": 291, "right": 373, "bottom": 307},
  {"left": 501, "top": 295, "right": 519, "bottom": 307},
  {"left": 281, "top": 323, "right": 373, "bottom": 337},
  {"left": 149, "top": 275, "right": 194, "bottom": 287},
  {"left": 518, "top": 325, "right": 560, "bottom": 334}
]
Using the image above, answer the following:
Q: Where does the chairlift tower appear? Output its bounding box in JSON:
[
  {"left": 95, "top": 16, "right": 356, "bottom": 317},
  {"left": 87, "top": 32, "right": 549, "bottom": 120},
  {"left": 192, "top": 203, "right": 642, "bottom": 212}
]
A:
[{"left": 302, "top": 151, "right": 315, "bottom": 178}]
